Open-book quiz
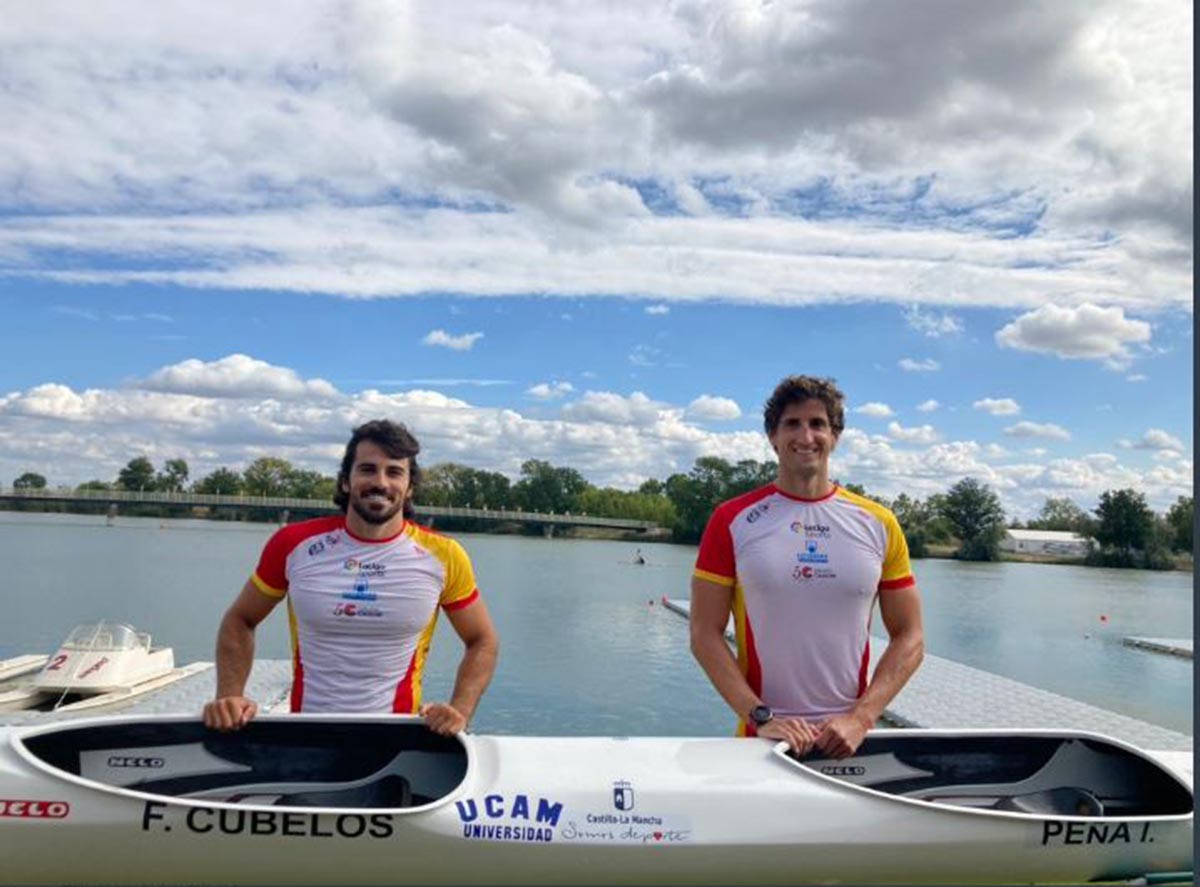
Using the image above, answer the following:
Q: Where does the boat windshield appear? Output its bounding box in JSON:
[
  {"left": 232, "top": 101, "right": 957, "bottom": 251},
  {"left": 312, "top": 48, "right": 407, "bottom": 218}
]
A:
[{"left": 61, "top": 622, "right": 149, "bottom": 652}]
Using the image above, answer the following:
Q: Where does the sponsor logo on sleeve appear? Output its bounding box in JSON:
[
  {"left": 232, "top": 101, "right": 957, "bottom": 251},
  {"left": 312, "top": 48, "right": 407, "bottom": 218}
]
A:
[{"left": 745, "top": 503, "right": 770, "bottom": 524}]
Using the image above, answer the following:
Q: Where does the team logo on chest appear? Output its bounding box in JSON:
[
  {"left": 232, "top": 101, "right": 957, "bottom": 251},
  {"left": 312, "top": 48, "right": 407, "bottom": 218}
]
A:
[{"left": 792, "top": 542, "right": 836, "bottom": 581}]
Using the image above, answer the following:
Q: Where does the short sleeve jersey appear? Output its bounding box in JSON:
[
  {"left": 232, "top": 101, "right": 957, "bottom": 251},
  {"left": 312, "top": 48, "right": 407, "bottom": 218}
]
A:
[
  {"left": 694, "top": 484, "right": 915, "bottom": 732},
  {"left": 252, "top": 516, "right": 480, "bottom": 714}
]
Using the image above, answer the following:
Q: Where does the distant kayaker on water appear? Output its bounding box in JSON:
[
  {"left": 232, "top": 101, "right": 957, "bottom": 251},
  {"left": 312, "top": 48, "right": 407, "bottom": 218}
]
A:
[
  {"left": 689, "top": 375, "right": 924, "bottom": 759},
  {"left": 202, "top": 419, "right": 499, "bottom": 736}
]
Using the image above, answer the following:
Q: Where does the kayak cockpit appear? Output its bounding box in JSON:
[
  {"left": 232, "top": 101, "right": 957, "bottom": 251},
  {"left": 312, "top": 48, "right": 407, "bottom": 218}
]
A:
[
  {"left": 786, "top": 732, "right": 1193, "bottom": 818},
  {"left": 16, "top": 716, "right": 468, "bottom": 813}
]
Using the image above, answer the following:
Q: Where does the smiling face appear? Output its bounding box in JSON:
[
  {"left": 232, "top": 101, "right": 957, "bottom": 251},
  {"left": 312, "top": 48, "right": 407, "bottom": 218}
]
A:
[
  {"left": 768, "top": 398, "right": 839, "bottom": 492},
  {"left": 342, "top": 440, "right": 412, "bottom": 537}
]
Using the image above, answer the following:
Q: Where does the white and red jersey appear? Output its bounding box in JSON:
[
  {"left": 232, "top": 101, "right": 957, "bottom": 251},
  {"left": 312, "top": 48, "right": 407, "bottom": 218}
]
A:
[
  {"left": 694, "top": 484, "right": 915, "bottom": 733},
  {"left": 251, "top": 516, "right": 481, "bottom": 714}
]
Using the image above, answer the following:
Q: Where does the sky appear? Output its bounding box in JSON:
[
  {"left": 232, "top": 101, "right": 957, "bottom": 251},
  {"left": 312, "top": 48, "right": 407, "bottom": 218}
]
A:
[{"left": 0, "top": 0, "right": 1192, "bottom": 519}]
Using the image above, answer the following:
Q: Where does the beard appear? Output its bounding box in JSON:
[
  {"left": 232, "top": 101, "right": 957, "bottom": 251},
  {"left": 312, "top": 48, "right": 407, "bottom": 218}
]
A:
[{"left": 350, "top": 489, "right": 404, "bottom": 525}]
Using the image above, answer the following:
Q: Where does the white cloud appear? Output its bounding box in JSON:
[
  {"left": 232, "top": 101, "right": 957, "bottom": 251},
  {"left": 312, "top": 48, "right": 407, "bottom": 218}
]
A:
[
  {"left": 984, "top": 444, "right": 1009, "bottom": 458},
  {"left": 1004, "top": 421, "right": 1071, "bottom": 441},
  {"left": 561, "top": 391, "right": 665, "bottom": 427},
  {"left": 916, "top": 399, "right": 940, "bottom": 413},
  {"left": 1118, "top": 429, "right": 1186, "bottom": 451},
  {"left": 685, "top": 395, "right": 741, "bottom": 421},
  {"left": 973, "top": 397, "right": 1021, "bottom": 416},
  {"left": 422, "top": 329, "right": 484, "bottom": 351},
  {"left": 898, "top": 358, "right": 940, "bottom": 372},
  {"left": 886, "top": 421, "right": 939, "bottom": 444},
  {"left": 527, "top": 381, "right": 574, "bottom": 400},
  {"left": 855, "top": 402, "right": 895, "bottom": 418},
  {"left": 1126, "top": 374, "right": 1148, "bottom": 383},
  {"left": 0, "top": 2, "right": 1187, "bottom": 314},
  {"left": 645, "top": 304, "right": 670, "bottom": 315},
  {"left": 995, "top": 303, "right": 1152, "bottom": 367},
  {"left": 904, "top": 306, "right": 963, "bottom": 338},
  {"left": 140, "top": 354, "right": 338, "bottom": 400}
]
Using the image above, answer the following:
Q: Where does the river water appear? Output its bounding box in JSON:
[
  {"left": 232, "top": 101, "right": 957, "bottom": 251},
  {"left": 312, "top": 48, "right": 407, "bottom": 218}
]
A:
[{"left": 0, "top": 512, "right": 1192, "bottom": 736}]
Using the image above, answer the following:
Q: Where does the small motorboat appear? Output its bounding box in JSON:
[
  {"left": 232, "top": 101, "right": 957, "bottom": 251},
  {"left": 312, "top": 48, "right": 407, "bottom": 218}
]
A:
[
  {"left": 0, "top": 714, "right": 1190, "bottom": 885},
  {"left": 0, "top": 622, "right": 206, "bottom": 713}
]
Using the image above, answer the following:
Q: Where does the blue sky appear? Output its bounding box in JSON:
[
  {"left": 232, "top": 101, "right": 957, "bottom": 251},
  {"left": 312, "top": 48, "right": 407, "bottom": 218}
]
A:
[{"left": 0, "top": 1, "right": 1192, "bottom": 518}]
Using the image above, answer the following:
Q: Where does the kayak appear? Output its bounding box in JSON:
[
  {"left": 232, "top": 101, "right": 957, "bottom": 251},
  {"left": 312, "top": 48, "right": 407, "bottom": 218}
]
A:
[{"left": 0, "top": 714, "right": 1191, "bottom": 885}]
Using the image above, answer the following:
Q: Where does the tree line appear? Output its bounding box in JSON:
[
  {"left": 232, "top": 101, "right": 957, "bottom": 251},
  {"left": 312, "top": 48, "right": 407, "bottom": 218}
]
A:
[{"left": 11, "top": 459, "right": 1193, "bottom": 569}]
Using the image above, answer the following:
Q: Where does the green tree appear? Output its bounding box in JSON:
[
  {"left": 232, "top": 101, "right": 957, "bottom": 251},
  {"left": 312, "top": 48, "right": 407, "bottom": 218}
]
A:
[
  {"left": 193, "top": 467, "right": 244, "bottom": 495},
  {"left": 890, "top": 492, "right": 952, "bottom": 559},
  {"left": 512, "top": 460, "right": 589, "bottom": 514},
  {"left": 638, "top": 478, "right": 665, "bottom": 497},
  {"left": 283, "top": 468, "right": 334, "bottom": 500},
  {"left": 117, "top": 456, "right": 156, "bottom": 491},
  {"left": 13, "top": 472, "right": 47, "bottom": 490},
  {"left": 156, "top": 458, "right": 189, "bottom": 493},
  {"left": 1092, "top": 489, "right": 1155, "bottom": 563},
  {"left": 1165, "top": 496, "right": 1194, "bottom": 554},
  {"left": 76, "top": 479, "right": 112, "bottom": 491},
  {"left": 940, "top": 477, "right": 1006, "bottom": 561},
  {"left": 1027, "top": 496, "right": 1091, "bottom": 534},
  {"left": 421, "top": 463, "right": 513, "bottom": 510},
  {"left": 664, "top": 457, "right": 732, "bottom": 542},
  {"left": 242, "top": 457, "right": 294, "bottom": 497}
]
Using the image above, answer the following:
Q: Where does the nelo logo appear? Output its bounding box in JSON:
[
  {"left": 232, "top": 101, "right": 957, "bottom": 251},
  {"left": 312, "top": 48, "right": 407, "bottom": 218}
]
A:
[
  {"left": 0, "top": 800, "right": 69, "bottom": 818},
  {"left": 108, "top": 756, "right": 165, "bottom": 769}
]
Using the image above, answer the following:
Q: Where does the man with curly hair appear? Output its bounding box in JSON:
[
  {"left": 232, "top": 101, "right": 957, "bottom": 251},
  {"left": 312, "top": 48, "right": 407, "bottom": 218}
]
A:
[{"left": 204, "top": 419, "right": 498, "bottom": 736}]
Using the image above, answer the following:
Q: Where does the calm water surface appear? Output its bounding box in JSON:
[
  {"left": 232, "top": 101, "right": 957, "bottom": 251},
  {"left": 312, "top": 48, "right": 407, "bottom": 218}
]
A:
[{"left": 0, "top": 512, "right": 1192, "bottom": 736}]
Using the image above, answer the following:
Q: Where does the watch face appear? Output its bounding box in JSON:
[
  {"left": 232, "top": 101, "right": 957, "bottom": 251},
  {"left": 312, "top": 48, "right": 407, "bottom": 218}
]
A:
[{"left": 750, "top": 705, "right": 773, "bottom": 726}]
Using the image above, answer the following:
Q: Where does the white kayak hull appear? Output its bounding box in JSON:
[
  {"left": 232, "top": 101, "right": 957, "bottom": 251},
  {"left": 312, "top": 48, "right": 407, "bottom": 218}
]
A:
[{"left": 0, "top": 715, "right": 1191, "bottom": 886}]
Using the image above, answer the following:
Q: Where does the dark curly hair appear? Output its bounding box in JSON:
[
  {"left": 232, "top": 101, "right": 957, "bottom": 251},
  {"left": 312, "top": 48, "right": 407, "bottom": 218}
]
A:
[
  {"left": 762, "top": 376, "right": 846, "bottom": 437},
  {"left": 334, "top": 420, "right": 422, "bottom": 519}
]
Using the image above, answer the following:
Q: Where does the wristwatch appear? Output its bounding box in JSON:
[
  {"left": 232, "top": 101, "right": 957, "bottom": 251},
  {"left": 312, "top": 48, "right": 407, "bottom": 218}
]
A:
[{"left": 748, "top": 704, "right": 774, "bottom": 727}]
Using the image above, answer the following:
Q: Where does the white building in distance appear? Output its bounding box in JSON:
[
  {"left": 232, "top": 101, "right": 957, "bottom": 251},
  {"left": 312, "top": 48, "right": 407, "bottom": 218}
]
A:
[{"left": 1001, "top": 529, "right": 1093, "bottom": 558}]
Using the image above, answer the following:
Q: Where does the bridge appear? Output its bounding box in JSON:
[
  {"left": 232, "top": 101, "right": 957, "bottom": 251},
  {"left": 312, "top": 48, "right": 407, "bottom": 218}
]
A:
[{"left": 0, "top": 487, "right": 662, "bottom": 537}]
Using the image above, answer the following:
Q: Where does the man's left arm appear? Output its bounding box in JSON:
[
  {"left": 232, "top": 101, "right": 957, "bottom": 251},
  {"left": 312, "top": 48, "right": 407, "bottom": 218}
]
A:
[
  {"left": 420, "top": 598, "right": 500, "bottom": 736},
  {"left": 815, "top": 585, "right": 924, "bottom": 758}
]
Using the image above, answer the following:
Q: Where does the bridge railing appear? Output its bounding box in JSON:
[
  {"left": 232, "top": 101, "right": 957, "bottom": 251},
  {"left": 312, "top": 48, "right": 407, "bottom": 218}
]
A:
[{"left": 0, "top": 487, "right": 660, "bottom": 530}]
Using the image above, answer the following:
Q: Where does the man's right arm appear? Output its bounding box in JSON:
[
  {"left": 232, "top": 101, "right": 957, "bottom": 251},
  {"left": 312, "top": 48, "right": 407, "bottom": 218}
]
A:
[
  {"left": 202, "top": 580, "right": 280, "bottom": 731},
  {"left": 689, "top": 577, "right": 817, "bottom": 753}
]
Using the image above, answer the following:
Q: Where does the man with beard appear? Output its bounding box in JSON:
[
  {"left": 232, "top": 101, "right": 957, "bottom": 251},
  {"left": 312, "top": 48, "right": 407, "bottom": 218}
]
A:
[{"left": 203, "top": 420, "right": 499, "bottom": 735}]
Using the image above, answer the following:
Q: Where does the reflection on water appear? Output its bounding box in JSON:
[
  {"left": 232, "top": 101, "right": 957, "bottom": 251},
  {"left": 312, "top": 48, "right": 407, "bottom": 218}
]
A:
[{"left": 0, "top": 512, "right": 1191, "bottom": 735}]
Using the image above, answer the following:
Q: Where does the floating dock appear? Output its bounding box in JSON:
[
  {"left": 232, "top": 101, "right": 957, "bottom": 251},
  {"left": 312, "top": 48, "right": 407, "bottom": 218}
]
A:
[
  {"left": 0, "top": 660, "right": 292, "bottom": 727},
  {"left": 1124, "top": 636, "right": 1194, "bottom": 659},
  {"left": 661, "top": 597, "right": 1192, "bottom": 753}
]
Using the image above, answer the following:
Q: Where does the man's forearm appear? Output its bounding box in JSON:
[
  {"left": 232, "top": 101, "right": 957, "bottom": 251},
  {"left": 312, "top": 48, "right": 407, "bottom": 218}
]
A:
[
  {"left": 691, "top": 631, "right": 757, "bottom": 720},
  {"left": 214, "top": 613, "right": 256, "bottom": 698},
  {"left": 851, "top": 632, "right": 923, "bottom": 724},
  {"left": 448, "top": 638, "right": 499, "bottom": 722}
]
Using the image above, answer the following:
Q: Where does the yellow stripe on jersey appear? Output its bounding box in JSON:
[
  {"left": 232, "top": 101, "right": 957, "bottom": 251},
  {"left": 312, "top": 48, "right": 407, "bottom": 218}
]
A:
[
  {"left": 407, "top": 524, "right": 479, "bottom": 606},
  {"left": 694, "top": 568, "right": 736, "bottom": 587},
  {"left": 251, "top": 572, "right": 286, "bottom": 599},
  {"left": 834, "top": 487, "right": 914, "bottom": 585}
]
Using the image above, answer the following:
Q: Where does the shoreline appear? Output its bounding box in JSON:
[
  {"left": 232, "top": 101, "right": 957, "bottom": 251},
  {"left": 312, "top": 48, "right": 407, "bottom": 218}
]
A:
[{"left": 0, "top": 506, "right": 1190, "bottom": 572}]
